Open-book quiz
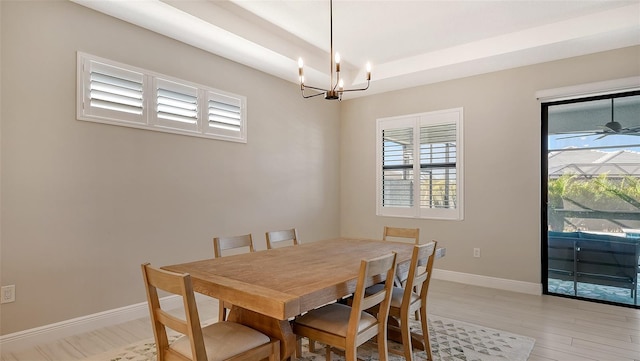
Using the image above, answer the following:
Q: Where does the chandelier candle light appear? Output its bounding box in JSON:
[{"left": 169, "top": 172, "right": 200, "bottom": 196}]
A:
[{"left": 298, "top": 0, "right": 371, "bottom": 100}]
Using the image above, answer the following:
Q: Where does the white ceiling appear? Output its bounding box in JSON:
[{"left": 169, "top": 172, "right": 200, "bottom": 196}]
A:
[{"left": 73, "top": 0, "right": 640, "bottom": 99}]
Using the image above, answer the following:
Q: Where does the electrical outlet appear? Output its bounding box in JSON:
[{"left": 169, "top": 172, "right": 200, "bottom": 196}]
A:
[
  {"left": 473, "top": 248, "right": 481, "bottom": 258},
  {"left": 435, "top": 247, "right": 446, "bottom": 258},
  {"left": 1, "top": 285, "right": 15, "bottom": 304}
]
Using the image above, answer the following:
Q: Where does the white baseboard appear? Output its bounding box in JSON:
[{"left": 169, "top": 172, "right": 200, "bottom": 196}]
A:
[
  {"left": 1, "top": 272, "right": 540, "bottom": 354},
  {"left": 433, "top": 269, "right": 542, "bottom": 295},
  {"left": 0, "top": 294, "right": 202, "bottom": 354}
]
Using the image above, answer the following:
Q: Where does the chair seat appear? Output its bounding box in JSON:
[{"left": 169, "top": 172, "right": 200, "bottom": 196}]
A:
[
  {"left": 295, "top": 303, "right": 378, "bottom": 337},
  {"left": 171, "top": 321, "right": 271, "bottom": 361},
  {"left": 366, "top": 283, "right": 419, "bottom": 308}
]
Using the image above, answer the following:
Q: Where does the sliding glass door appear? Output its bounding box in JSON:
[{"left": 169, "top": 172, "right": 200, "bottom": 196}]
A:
[{"left": 543, "top": 91, "right": 640, "bottom": 307}]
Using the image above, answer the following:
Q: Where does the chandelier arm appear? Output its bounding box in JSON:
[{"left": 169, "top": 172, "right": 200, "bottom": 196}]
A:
[
  {"left": 302, "top": 92, "right": 326, "bottom": 99},
  {"left": 301, "top": 89, "right": 326, "bottom": 99},
  {"left": 339, "top": 81, "right": 370, "bottom": 93},
  {"left": 303, "top": 84, "right": 330, "bottom": 92},
  {"left": 332, "top": 72, "right": 341, "bottom": 92}
]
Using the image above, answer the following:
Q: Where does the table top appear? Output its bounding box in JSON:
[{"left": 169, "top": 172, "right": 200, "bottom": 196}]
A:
[{"left": 162, "top": 238, "right": 416, "bottom": 320}]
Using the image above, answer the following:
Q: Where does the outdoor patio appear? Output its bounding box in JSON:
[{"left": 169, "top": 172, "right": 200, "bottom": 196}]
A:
[{"left": 548, "top": 277, "right": 639, "bottom": 306}]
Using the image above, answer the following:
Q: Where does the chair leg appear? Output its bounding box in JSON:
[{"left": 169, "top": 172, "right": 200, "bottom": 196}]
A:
[
  {"left": 325, "top": 345, "right": 332, "bottom": 361},
  {"left": 419, "top": 307, "right": 432, "bottom": 361},
  {"left": 345, "top": 343, "right": 358, "bottom": 361},
  {"left": 377, "top": 329, "right": 389, "bottom": 361},
  {"left": 400, "top": 309, "right": 414, "bottom": 361}
]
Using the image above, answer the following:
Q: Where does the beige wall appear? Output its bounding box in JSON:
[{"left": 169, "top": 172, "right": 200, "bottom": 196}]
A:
[
  {"left": 0, "top": 1, "right": 340, "bottom": 334},
  {"left": 2, "top": 0, "right": 639, "bottom": 337},
  {"left": 340, "top": 45, "right": 640, "bottom": 284}
]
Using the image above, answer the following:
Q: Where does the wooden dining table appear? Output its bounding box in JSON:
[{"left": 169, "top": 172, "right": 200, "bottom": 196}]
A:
[{"left": 162, "top": 237, "right": 416, "bottom": 360}]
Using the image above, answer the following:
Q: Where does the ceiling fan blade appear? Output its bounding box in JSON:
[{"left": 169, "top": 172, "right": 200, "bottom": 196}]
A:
[
  {"left": 620, "top": 131, "right": 640, "bottom": 136},
  {"left": 554, "top": 130, "right": 593, "bottom": 135},
  {"left": 556, "top": 133, "right": 597, "bottom": 140}
]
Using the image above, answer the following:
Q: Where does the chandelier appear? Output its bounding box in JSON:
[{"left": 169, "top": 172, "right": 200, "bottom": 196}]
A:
[{"left": 297, "top": 0, "right": 371, "bottom": 100}]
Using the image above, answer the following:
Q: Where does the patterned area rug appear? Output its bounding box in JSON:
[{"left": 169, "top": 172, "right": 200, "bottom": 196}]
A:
[{"left": 87, "top": 315, "right": 535, "bottom": 361}]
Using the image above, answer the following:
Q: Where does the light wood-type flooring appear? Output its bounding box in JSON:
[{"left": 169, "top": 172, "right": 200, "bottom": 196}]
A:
[{"left": 2, "top": 279, "right": 639, "bottom": 361}]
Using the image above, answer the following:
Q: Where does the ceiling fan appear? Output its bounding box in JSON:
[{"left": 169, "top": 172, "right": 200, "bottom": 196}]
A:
[{"left": 557, "top": 98, "right": 640, "bottom": 140}]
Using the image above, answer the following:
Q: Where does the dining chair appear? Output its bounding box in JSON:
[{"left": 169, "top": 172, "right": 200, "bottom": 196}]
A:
[
  {"left": 265, "top": 228, "right": 299, "bottom": 249},
  {"left": 266, "top": 228, "right": 315, "bottom": 351},
  {"left": 382, "top": 226, "right": 420, "bottom": 287},
  {"left": 292, "top": 252, "right": 397, "bottom": 361},
  {"left": 365, "top": 242, "right": 437, "bottom": 361},
  {"left": 140, "top": 263, "right": 280, "bottom": 361},
  {"left": 383, "top": 226, "right": 420, "bottom": 244},
  {"left": 214, "top": 233, "right": 255, "bottom": 258},
  {"left": 213, "top": 233, "right": 255, "bottom": 321}
]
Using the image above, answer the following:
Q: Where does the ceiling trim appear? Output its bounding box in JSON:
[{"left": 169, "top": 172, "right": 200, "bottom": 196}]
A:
[
  {"left": 536, "top": 76, "right": 640, "bottom": 103},
  {"left": 71, "top": 0, "right": 640, "bottom": 99}
]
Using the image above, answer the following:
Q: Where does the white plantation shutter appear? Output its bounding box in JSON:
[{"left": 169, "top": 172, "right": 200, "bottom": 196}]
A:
[
  {"left": 81, "top": 59, "right": 145, "bottom": 124},
  {"left": 382, "top": 127, "right": 414, "bottom": 208},
  {"left": 377, "top": 108, "right": 463, "bottom": 220},
  {"left": 419, "top": 123, "right": 457, "bottom": 210},
  {"left": 77, "top": 53, "right": 247, "bottom": 143},
  {"left": 206, "top": 92, "right": 246, "bottom": 141},
  {"left": 154, "top": 79, "right": 199, "bottom": 132}
]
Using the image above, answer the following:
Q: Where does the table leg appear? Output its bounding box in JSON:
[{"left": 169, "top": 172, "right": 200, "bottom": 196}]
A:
[{"left": 227, "top": 306, "right": 296, "bottom": 361}]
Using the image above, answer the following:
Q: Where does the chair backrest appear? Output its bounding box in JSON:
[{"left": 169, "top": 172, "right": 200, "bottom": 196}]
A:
[
  {"left": 141, "top": 263, "right": 207, "bottom": 361},
  {"left": 213, "top": 234, "right": 256, "bottom": 321},
  {"left": 213, "top": 234, "right": 255, "bottom": 258},
  {"left": 383, "top": 226, "right": 420, "bottom": 244},
  {"left": 349, "top": 252, "right": 397, "bottom": 342},
  {"left": 403, "top": 242, "right": 437, "bottom": 309},
  {"left": 265, "top": 228, "right": 299, "bottom": 249},
  {"left": 384, "top": 227, "right": 420, "bottom": 286}
]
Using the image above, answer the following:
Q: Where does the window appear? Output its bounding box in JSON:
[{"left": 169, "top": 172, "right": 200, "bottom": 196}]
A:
[
  {"left": 207, "top": 92, "right": 244, "bottom": 138},
  {"left": 153, "top": 78, "right": 199, "bottom": 132},
  {"left": 81, "top": 59, "right": 146, "bottom": 125},
  {"left": 77, "top": 52, "right": 246, "bottom": 143},
  {"left": 376, "top": 108, "right": 463, "bottom": 220}
]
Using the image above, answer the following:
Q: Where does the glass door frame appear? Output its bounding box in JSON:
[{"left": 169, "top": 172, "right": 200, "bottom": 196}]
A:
[{"left": 541, "top": 90, "right": 640, "bottom": 308}]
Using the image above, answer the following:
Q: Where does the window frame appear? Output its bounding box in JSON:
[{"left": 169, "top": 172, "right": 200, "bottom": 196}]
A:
[
  {"left": 77, "top": 52, "right": 247, "bottom": 143},
  {"left": 376, "top": 108, "right": 464, "bottom": 220}
]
